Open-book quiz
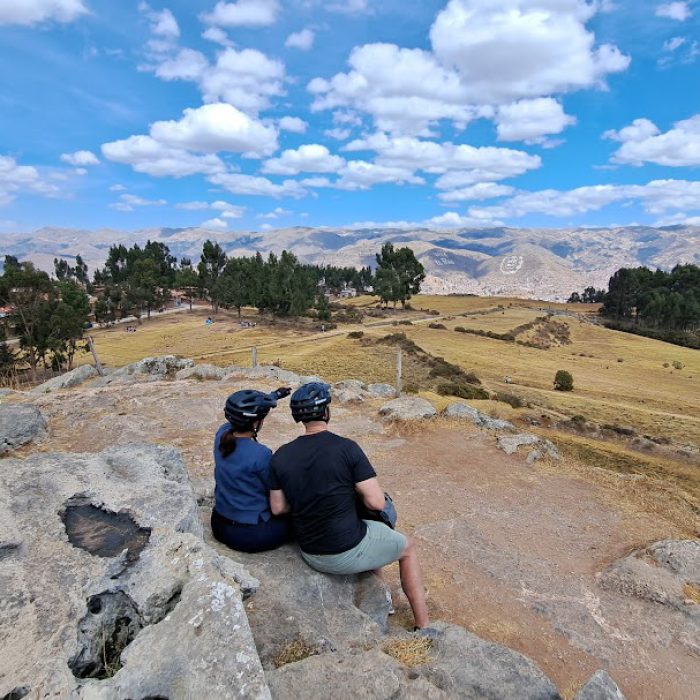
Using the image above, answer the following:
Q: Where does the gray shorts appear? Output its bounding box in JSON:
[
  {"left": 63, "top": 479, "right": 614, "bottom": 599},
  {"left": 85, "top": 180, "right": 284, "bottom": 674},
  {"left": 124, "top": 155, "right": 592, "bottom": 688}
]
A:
[{"left": 301, "top": 520, "right": 407, "bottom": 575}]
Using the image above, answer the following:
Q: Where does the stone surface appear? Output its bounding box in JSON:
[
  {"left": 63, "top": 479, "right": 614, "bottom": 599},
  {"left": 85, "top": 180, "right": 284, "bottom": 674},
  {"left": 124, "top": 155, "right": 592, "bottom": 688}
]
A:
[
  {"left": 333, "top": 387, "right": 366, "bottom": 405},
  {"left": 367, "top": 383, "right": 397, "bottom": 398},
  {"left": 333, "top": 379, "right": 367, "bottom": 392},
  {"left": 574, "top": 670, "right": 626, "bottom": 700},
  {"left": 94, "top": 355, "right": 194, "bottom": 386},
  {"left": 444, "top": 402, "right": 515, "bottom": 432},
  {"left": 497, "top": 433, "right": 560, "bottom": 460},
  {"left": 0, "top": 444, "right": 268, "bottom": 699},
  {"left": 599, "top": 539, "right": 700, "bottom": 613},
  {"left": 222, "top": 365, "right": 306, "bottom": 386},
  {"left": 420, "top": 622, "right": 560, "bottom": 700},
  {"left": 0, "top": 403, "right": 47, "bottom": 454},
  {"left": 209, "top": 543, "right": 392, "bottom": 670},
  {"left": 379, "top": 397, "right": 437, "bottom": 421},
  {"left": 30, "top": 364, "right": 98, "bottom": 394},
  {"left": 176, "top": 363, "right": 227, "bottom": 381}
]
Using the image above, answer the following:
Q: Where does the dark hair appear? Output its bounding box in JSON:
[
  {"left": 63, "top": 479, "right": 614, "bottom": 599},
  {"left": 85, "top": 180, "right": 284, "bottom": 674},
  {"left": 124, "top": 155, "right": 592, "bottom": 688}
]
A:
[{"left": 219, "top": 427, "right": 238, "bottom": 459}]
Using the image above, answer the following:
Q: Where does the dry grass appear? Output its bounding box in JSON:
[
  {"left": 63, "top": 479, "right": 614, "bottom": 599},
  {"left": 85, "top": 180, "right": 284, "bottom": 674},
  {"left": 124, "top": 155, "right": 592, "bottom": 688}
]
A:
[
  {"left": 382, "top": 636, "right": 434, "bottom": 667},
  {"left": 683, "top": 583, "right": 700, "bottom": 604},
  {"left": 273, "top": 639, "right": 319, "bottom": 668}
]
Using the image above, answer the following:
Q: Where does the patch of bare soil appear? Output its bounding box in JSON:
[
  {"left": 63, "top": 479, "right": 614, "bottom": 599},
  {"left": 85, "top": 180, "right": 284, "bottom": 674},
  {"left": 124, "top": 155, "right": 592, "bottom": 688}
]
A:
[{"left": 24, "top": 380, "right": 700, "bottom": 700}]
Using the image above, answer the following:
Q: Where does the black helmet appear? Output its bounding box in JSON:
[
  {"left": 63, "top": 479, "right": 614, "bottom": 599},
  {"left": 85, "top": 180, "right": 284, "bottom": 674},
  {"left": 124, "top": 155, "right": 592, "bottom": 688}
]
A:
[
  {"left": 224, "top": 390, "right": 278, "bottom": 430},
  {"left": 290, "top": 382, "right": 332, "bottom": 423}
]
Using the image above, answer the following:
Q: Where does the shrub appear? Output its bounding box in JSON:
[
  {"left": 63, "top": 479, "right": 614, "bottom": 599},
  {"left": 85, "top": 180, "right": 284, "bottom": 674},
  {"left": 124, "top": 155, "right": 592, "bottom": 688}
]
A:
[
  {"left": 672, "top": 360, "right": 685, "bottom": 370},
  {"left": 454, "top": 326, "right": 467, "bottom": 333},
  {"left": 437, "top": 382, "right": 490, "bottom": 400},
  {"left": 617, "top": 358, "right": 624, "bottom": 363},
  {"left": 403, "top": 382, "right": 420, "bottom": 394},
  {"left": 428, "top": 322, "right": 447, "bottom": 330},
  {"left": 495, "top": 392, "right": 526, "bottom": 409},
  {"left": 554, "top": 369, "right": 574, "bottom": 391},
  {"left": 570, "top": 414, "right": 586, "bottom": 424},
  {"left": 347, "top": 331, "right": 364, "bottom": 339},
  {"left": 398, "top": 320, "right": 413, "bottom": 326},
  {"left": 663, "top": 362, "right": 670, "bottom": 368}
]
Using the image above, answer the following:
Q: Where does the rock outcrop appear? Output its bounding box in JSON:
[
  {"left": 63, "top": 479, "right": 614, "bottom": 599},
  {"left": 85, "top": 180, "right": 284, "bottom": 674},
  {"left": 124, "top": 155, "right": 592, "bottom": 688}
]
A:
[
  {"left": 0, "top": 403, "right": 47, "bottom": 454},
  {"left": 379, "top": 397, "right": 437, "bottom": 421},
  {"left": 176, "top": 363, "right": 227, "bottom": 381},
  {"left": 94, "top": 355, "right": 194, "bottom": 386},
  {"left": 0, "top": 444, "right": 268, "bottom": 699},
  {"left": 367, "top": 383, "right": 397, "bottom": 398},
  {"left": 444, "top": 402, "right": 515, "bottom": 431},
  {"left": 497, "top": 433, "right": 561, "bottom": 462},
  {"left": 31, "top": 364, "right": 98, "bottom": 394},
  {"left": 575, "top": 670, "right": 626, "bottom": 700}
]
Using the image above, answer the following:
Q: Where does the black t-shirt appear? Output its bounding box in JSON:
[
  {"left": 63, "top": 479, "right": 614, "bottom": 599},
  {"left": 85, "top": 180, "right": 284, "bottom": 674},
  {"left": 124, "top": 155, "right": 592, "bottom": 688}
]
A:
[{"left": 269, "top": 431, "right": 377, "bottom": 555}]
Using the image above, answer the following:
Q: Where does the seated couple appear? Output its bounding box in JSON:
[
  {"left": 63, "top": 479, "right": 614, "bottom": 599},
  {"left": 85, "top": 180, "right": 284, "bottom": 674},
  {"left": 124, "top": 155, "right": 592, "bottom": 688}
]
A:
[{"left": 211, "top": 382, "right": 432, "bottom": 631}]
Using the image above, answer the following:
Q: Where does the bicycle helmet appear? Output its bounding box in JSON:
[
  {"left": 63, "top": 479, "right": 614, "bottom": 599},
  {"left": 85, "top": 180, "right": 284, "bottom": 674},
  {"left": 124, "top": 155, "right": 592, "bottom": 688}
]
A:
[
  {"left": 224, "top": 390, "right": 278, "bottom": 430},
  {"left": 290, "top": 382, "right": 332, "bottom": 423}
]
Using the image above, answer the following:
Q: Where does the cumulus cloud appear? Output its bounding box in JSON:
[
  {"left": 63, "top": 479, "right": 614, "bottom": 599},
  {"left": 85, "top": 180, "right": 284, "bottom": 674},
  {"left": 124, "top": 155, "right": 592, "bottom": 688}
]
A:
[
  {"left": 286, "top": 28, "right": 315, "bottom": 50},
  {"left": 202, "top": 26, "right": 233, "bottom": 47},
  {"left": 430, "top": 0, "right": 630, "bottom": 104},
  {"left": 335, "top": 161, "right": 424, "bottom": 190},
  {"left": 258, "top": 207, "right": 291, "bottom": 219},
  {"left": 176, "top": 201, "right": 210, "bottom": 210},
  {"left": 308, "top": 43, "right": 474, "bottom": 135},
  {"left": 655, "top": 2, "right": 691, "bottom": 21},
  {"left": 278, "top": 116, "right": 308, "bottom": 133},
  {"left": 604, "top": 114, "right": 700, "bottom": 166},
  {"left": 0, "top": 154, "right": 60, "bottom": 206},
  {"left": 202, "top": 0, "right": 280, "bottom": 27},
  {"left": 495, "top": 98, "right": 576, "bottom": 142},
  {"left": 102, "top": 135, "right": 225, "bottom": 178},
  {"left": 438, "top": 182, "right": 515, "bottom": 202},
  {"left": 154, "top": 48, "right": 209, "bottom": 82},
  {"left": 60, "top": 150, "right": 100, "bottom": 166},
  {"left": 0, "top": 0, "right": 88, "bottom": 26},
  {"left": 209, "top": 172, "right": 307, "bottom": 198},
  {"left": 263, "top": 144, "right": 345, "bottom": 175},
  {"left": 201, "top": 217, "right": 229, "bottom": 230},
  {"left": 211, "top": 200, "right": 245, "bottom": 218},
  {"left": 326, "top": 0, "right": 370, "bottom": 14},
  {"left": 467, "top": 179, "right": 700, "bottom": 221},
  {"left": 150, "top": 103, "right": 278, "bottom": 157},
  {"left": 110, "top": 192, "right": 167, "bottom": 212},
  {"left": 109, "top": 184, "right": 127, "bottom": 192},
  {"left": 139, "top": 3, "right": 180, "bottom": 38}
]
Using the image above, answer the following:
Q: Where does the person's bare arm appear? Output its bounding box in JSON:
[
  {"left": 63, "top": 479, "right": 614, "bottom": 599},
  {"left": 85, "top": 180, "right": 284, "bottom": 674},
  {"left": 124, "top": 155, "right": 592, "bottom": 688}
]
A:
[
  {"left": 270, "top": 489, "right": 290, "bottom": 515},
  {"left": 355, "top": 477, "right": 385, "bottom": 511}
]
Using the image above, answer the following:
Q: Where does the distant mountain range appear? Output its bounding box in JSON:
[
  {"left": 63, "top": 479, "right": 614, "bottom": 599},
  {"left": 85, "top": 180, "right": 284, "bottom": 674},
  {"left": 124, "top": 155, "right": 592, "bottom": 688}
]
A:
[{"left": 2, "top": 225, "right": 698, "bottom": 301}]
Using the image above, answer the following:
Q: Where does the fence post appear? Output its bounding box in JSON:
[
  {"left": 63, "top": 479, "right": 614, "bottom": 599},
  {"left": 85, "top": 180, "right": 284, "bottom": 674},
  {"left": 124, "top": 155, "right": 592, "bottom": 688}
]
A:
[
  {"left": 87, "top": 336, "right": 105, "bottom": 376},
  {"left": 252, "top": 346, "right": 258, "bottom": 368},
  {"left": 396, "top": 349, "right": 402, "bottom": 395}
]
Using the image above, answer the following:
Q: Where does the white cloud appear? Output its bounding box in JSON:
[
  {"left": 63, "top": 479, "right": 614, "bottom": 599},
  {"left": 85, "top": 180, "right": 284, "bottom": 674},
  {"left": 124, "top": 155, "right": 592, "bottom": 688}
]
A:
[
  {"left": 150, "top": 103, "right": 278, "bottom": 157},
  {"left": 199, "top": 47, "right": 286, "bottom": 114},
  {"left": 655, "top": 2, "right": 691, "bottom": 21},
  {"left": 0, "top": 0, "right": 88, "bottom": 26},
  {"left": 335, "top": 161, "right": 424, "bottom": 190},
  {"left": 430, "top": 0, "right": 630, "bottom": 104},
  {"left": 202, "top": 26, "right": 233, "bottom": 47},
  {"left": 325, "top": 128, "right": 352, "bottom": 140},
  {"left": 102, "top": 135, "right": 225, "bottom": 178},
  {"left": 139, "top": 3, "right": 180, "bottom": 39},
  {"left": 110, "top": 193, "right": 166, "bottom": 212},
  {"left": 258, "top": 207, "right": 291, "bottom": 219},
  {"left": 467, "top": 179, "right": 700, "bottom": 221},
  {"left": 154, "top": 48, "right": 209, "bottom": 81},
  {"left": 286, "top": 28, "right": 315, "bottom": 51},
  {"left": 438, "top": 182, "right": 515, "bottom": 202},
  {"left": 202, "top": 0, "right": 280, "bottom": 27},
  {"left": 201, "top": 217, "right": 229, "bottom": 230},
  {"left": 211, "top": 200, "right": 245, "bottom": 218},
  {"left": 495, "top": 98, "right": 576, "bottom": 142},
  {"left": 279, "top": 116, "right": 308, "bottom": 133},
  {"left": 60, "top": 150, "right": 100, "bottom": 166},
  {"left": 176, "top": 201, "right": 210, "bottom": 210},
  {"left": 263, "top": 144, "right": 345, "bottom": 175},
  {"left": 605, "top": 114, "right": 700, "bottom": 166},
  {"left": 326, "top": 0, "right": 370, "bottom": 14},
  {"left": 109, "top": 184, "right": 127, "bottom": 192},
  {"left": 663, "top": 36, "right": 686, "bottom": 51},
  {"left": 344, "top": 133, "right": 541, "bottom": 184},
  {"left": 209, "top": 172, "right": 307, "bottom": 198},
  {"left": 309, "top": 43, "right": 474, "bottom": 135},
  {"left": 0, "top": 154, "right": 60, "bottom": 206},
  {"left": 426, "top": 211, "right": 492, "bottom": 228}
]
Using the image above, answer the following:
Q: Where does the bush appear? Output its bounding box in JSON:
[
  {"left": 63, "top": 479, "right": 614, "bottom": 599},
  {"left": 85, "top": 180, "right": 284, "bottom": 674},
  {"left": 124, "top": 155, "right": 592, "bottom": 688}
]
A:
[
  {"left": 428, "top": 322, "right": 447, "bottom": 330},
  {"left": 570, "top": 414, "right": 587, "bottom": 424},
  {"left": 495, "top": 392, "right": 526, "bottom": 409},
  {"left": 437, "top": 382, "right": 490, "bottom": 400},
  {"left": 672, "top": 360, "right": 685, "bottom": 370},
  {"left": 454, "top": 326, "right": 467, "bottom": 333},
  {"left": 554, "top": 369, "right": 574, "bottom": 391},
  {"left": 347, "top": 331, "right": 364, "bottom": 339}
]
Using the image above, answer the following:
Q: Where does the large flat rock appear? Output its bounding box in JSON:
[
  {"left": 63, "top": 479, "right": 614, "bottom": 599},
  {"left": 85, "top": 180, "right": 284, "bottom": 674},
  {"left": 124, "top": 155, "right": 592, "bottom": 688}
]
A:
[{"left": 0, "top": 403, "right": 47, "bottom": 454}]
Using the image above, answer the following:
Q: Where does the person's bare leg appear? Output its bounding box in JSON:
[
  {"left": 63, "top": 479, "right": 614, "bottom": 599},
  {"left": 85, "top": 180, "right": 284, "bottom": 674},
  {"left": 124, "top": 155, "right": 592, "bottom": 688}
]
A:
[{"left": 398, "top": 536, "right": 429, "bottom": 628}]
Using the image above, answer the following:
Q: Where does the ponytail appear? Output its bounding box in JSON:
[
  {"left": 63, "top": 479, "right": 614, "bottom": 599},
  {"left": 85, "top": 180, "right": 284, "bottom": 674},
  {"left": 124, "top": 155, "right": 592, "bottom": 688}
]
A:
[{"left": 219, "top": 428, "right": 237, "bottom": 458}]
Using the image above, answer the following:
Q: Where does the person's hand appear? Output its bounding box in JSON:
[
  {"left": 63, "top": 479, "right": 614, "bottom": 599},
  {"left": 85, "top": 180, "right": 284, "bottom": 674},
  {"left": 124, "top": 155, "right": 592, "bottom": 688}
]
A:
[{"left": 273, "top": 387, "right": 292, "bottom": 400}]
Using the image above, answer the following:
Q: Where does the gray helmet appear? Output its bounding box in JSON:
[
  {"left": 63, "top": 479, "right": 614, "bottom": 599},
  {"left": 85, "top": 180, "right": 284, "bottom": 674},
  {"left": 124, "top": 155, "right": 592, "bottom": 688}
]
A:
[
  {"left": 224, "top": 390, "right": 277, "bottom": 430},
  {"left": 290, "top": 382, "right": 332, "bottom": 423}
]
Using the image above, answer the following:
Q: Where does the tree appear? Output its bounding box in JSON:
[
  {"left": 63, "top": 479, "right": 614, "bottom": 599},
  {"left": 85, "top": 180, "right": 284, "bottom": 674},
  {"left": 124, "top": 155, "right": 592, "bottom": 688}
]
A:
[
  {"left": 54, "top": 257, "right": 74, "bottom": 281},
  {"left": 175, "top": 258, "right": 199, "bottom": 311},
  {"left": 315, "top": 293, "right": 331, "bottom": 322},
  {"left": 74, "top": 254, "right": 89, "bottom": 288},
  {"left": 50, "top": 281, "right": 90, "bottom": 369},
  {"left": 374, "top": 243, "right": 425, "bottom": 308},
  {"left": 198, "top": 240, "right": 227, "bottom": 313},
  {"left": 216, "top": 258, "right": 251, "bottom": 318},
  {"left": 554, "top": 370, "right": 574, "bottom": 392},
  {"left": 0, "top": 324, "right": 15, "bottom": 379}
]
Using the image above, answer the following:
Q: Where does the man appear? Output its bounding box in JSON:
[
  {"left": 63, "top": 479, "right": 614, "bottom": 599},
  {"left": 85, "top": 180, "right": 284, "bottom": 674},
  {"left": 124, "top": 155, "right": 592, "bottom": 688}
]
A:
[{"left": 269, "top": 382, "right": 432, "bottom": 632}]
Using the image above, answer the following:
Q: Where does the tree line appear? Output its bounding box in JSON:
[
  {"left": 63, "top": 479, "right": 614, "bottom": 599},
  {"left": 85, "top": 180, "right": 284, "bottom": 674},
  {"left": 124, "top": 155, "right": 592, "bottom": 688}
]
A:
[
  {"left": 0, "top": 241, "right": 425, "bottom": 381},
  {"left": 568, "top": 264, "right": 700, "bottom": 348}
]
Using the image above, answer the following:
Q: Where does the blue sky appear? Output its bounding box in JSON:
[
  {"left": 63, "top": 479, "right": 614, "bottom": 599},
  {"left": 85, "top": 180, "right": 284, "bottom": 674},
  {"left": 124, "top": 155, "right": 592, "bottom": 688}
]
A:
[{"left": 0, "top": 0, "right": 699, "bottom": 233}]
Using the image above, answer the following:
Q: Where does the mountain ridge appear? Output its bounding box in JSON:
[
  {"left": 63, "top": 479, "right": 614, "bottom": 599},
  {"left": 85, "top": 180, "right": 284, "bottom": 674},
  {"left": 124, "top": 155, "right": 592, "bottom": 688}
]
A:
[{"left": 2, "top": 224, "right": 698, "bottom": 301}]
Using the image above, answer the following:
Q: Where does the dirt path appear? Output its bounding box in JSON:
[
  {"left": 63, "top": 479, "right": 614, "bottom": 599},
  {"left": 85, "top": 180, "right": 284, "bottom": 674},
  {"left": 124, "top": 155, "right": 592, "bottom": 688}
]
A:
[{"left": 26, "top": 379, "right": 699, "bottom": 700}]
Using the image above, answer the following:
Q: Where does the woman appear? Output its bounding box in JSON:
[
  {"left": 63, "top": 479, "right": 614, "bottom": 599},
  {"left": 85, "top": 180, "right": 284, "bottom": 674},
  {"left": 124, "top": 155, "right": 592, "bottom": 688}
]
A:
[{"left": 211, "top": 387, "right": 294, "bottom": 553}]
